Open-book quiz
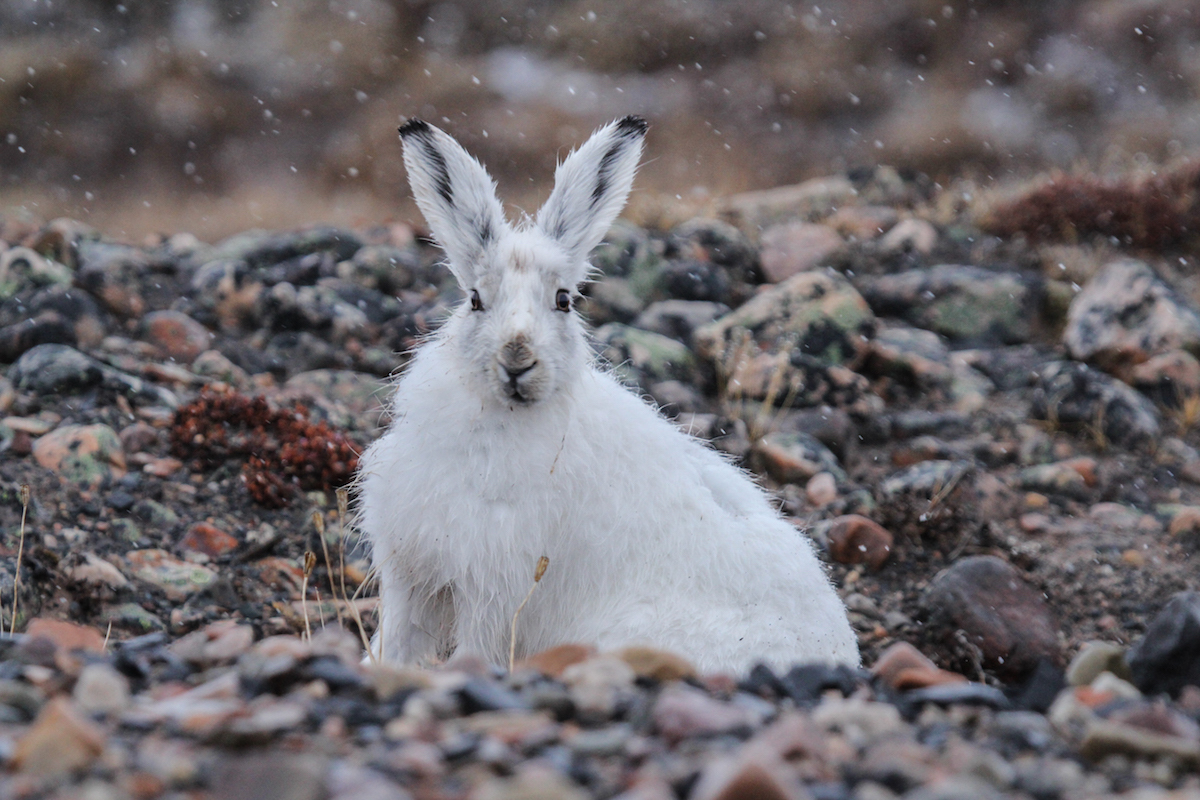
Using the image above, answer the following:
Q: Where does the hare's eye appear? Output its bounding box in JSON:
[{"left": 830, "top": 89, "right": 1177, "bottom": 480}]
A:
[
  {"left": 554, "top": 289, "right": 572, "bottom": 312},
  {"left": 470, "top": 289, "right": 484, "bottom": 312}
]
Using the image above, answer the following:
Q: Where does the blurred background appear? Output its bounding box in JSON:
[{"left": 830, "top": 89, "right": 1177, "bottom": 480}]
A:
[{"left": 1, "top": 0, "right": 1198, "bottom": 240}]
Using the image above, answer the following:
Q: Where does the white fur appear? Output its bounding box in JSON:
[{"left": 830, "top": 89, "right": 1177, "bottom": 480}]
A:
[{"left": 358, "top": 117, "right": 859, "bottom": 674}]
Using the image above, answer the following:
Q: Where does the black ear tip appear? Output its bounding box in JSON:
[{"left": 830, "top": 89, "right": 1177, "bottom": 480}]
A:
[
  {"left": 399, "top": 118, "right": 432, "bottom": 138},
  {"left": 616, "top": 115, "right": 649, "bottom": 136}
]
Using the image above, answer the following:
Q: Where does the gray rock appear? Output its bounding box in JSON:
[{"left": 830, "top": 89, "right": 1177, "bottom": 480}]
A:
[
  {"left": 592, "top": 219, "right": 661, "bottom": 279},
  {"left": 669, "top": 217, "right": 758, "bottom": 284},
  {"left": 859, "top": 265, "right": 1041, "bottom": 346},
  {"left": 594, "top": 323, "right": 697, "bottom": 389},
  {"left": 339, "top": 244, "right": 418, "bottom": 294},
  {"left": 864, "top": 322, "right": 953, "bottom": 389},
  {"left": 75, "top": 240, "right": 151, "bottom": 318},
  {"left": 9, "top": 343, "right": 104, "bottom": 393},
  {"left": 921, "top": 555, "right": 1062, "bottom": 681},
  {"left": 758, "top": 220, "right": 843, "bottom": 283},
  {"left": 579, "top": 277, "right": 645, "bottom": 325},
  {"left": 1066, "top": 642, "right": 1131, "bottom": 687},
  {"left": 1127, "top": 591, "right": 1200, "bottom": 697},
  {"left": 1065, "top": 258, "right": 1200, "bottom": 372},
  {"left": 880, "top": 459, "right": 974, "bottom": 498},
  {"left": 207, "top": 226, "right": 363, "bottom": 269},
  {"left": 0, "top": 247, "right": 73, "bottom": 300},
  {"left": 1030, "top": 360, "right": 1160, "bottom": 448},
  {"left": 634, "top": 300, "right": 730, "bottom": 346},
  {"left": 751, "top": 431, "right": 846, "bottom": 484}
]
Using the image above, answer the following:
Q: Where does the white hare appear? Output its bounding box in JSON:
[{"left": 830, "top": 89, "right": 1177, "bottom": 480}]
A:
[{"left": 357, "top": 116, "right": 859, "bottom": 674}]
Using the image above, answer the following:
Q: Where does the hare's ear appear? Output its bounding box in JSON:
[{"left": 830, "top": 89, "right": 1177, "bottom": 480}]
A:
[
  {"left": 536, "top": 116, "right": 647, "bottom": 281},
  {"left": 399, "top": 119, "right": 507, "bottom": 286}
]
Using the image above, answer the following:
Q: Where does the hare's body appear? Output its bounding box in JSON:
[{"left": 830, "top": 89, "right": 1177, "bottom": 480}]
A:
[{"left": 358, "top": 117, "right": 858, "bottom": 673}]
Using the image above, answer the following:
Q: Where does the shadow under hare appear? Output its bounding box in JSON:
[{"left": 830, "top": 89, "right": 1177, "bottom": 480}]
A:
[{"left": 357, "top": 116, "right": 858, "bottom": 673}]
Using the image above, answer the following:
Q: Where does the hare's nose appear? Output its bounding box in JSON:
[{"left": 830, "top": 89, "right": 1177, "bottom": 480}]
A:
[{"left": 503, "top": 362, "right": 537, "bottom": 382}]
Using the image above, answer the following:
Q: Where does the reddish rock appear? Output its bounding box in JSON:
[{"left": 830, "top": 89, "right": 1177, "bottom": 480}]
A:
[
  {"left": 12, "top": 698, "right": 107, "bottom": 777},
  {"left": 519, "top": 643, "right": 597, "bottom": 678},
  {"left": 805, "top": 472, "right": 838, "bottom": 507},
  {"left": 142, "top": 309, "right": 213, "bottom": 362},
  {"left": 827, "top": 205, "right": 899, "bottom": 241},
  {"left": 33, "top": 423, "right": 126, "bottom": 487},
  {"left": 921, "top": 555, "right": 1063, "bottom": 680},
  {"left": 118, "top": 421, "right": 160, "bottom": 454},
  {"left": 758, "top": 221, "right": 844, "bottom": 283},
  {"left": 179, "top": 522, "right": 240, "bottom": 559},
  {"left": 871, "top": 642, "right": 967, "bottom": 690},
  {"left": 616, "top": 646, "right": 696, "bottom": 682},
  {"left": 653, "top": 685, "right": 755, "bottom": 744},
  {"left": 24, "top": 617, "right": 107, "bottom": 654},
  {"left": 826, "top": 515, "right": 894, "bottom": 571}
]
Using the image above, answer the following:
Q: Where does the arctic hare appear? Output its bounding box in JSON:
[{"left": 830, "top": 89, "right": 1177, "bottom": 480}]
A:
[{"left": 357, "top": 116, "right": 859, "bottom": 673}]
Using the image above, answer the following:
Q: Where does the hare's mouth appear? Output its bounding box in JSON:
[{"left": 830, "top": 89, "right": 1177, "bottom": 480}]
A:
[{"left": 499, "top": 360, "right": 540, "bottom": 405}]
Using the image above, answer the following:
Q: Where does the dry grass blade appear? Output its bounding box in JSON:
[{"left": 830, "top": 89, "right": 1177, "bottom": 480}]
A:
[
  {"left": 314, "top": 511, "right": 346, "bottom": 629},
  {"left": 509, "top": 556, "right": 550, "bottom": 673},
  {"left": 335, "top": 488, "right": 376, "bottom": 662},
  {"left": 301, "top": 550, "right": 317, "bottom": 642},
  {"left": 10, "top": 485, "right": 30, "bottom": 635}
]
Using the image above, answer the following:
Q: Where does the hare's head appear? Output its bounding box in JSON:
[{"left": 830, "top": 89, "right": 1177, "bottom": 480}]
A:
[{"left": 399, "top": 116, "right": 647, "bottom": 407}]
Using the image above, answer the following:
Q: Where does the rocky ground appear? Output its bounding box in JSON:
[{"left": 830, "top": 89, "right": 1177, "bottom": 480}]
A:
[{"left": 1, "top": 164, "right": 1200, "bottom": 798}]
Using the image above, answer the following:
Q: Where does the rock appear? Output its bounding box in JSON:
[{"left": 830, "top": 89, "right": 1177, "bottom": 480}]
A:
[
  {"left": 751, "top": 431, "right": 846, "bottom": 484},
  {"left": 75, "top": 239, "right": 149, "bottom": 317},
  {"left": 718, "top": 175, "right": 859, "bottom": 232},
  {"left": 210, "top": 753, "right": 328, "bottom": 800},
  {"left": 192, "top": 349, "right": 253, "bottom": 388},
  {"left": 340, "top": 244, "right": 418, "bottom": 294},
  {"left": 872, "top": 642, "right": 966, "bottom": 690},
  {"left": 473, "top": 762, "right": 589, "bottom": 800},
  {"left": 1014, "top": 458, "right": 1096, "bottom": 500},
  {"left": 562, "top": 655, "right": 635, "bottom": 719},
  {"left": 579, "top": 276, "right": 646, "bottom": 324},
  {"left": 126, "top": 548, "right": 218, "bottom": 600},
  {"left": 209, "top": 226, "right": 363, "bottom": 270},
  {"left": 24, "top": 618, "right": 107, "bottom": 654},
  {"left": 1064, "top": 258, "right": 1200, "bottom": 373},
  {"left": 1129, "top": 349, "right": 1200, "bottom": 407},
  {"left": 825, "top": 515, "right": 893, "bottom": 571},
  {"left": 0, "top": 312, "right": 79, "bottom": 363},
  {"left": 670, "top": 218, "right": 759, "bottom": 284},
  {"left": 615, "top": 646, "right": 696, "bottom": 682},
  {"left": 695, "top": 269, "right": 874, "bottom": 376},
  {"left": 1030, "top": 360, "right": 1160, "bottom": 448},
  {"left": 805, "top": 472, "right": 838, "bottom": 506},
  {"left": 1066, "top": 642, "right": 1132, "bottom": 687},
  {"left": 634, "top": 300, "right": 730, "bottom": 346},
  {"left": 827, "top": 205, "right": 899, "bottom": 241},
  {"left": 864, "top": 323, "right": 954, "bottom": 389},
  {"left": 9, "top": 343, "right": 104, "bottom": 394},
  {"left": 12, "top": 697, "right": 107, "bottom": 777},
  {"left": 879, "top": 459, "right": 973, "bottom": 498},
  {"left": 65, "top": 553, "right": 129, "bottom": 590},
  {"left": 878, "top": 218, "right": 938, "bottom": 255},
  {"left": 179, "top": 522, "right": 240, "bottom": 559},
  {"left": 859, "top": 265, "right": 1040, "bottom": 346},
  {"left": 811, "top": 696, "right": 904, "bottom": 737},
  {"left": 73, "top": 663, "right": 131, "bottom": 714},
  {"left": 593, "top": 219, "right": 662, "bottom": 279},
  {"left": 692, "top": 760, "right": 803, "bottom": 800},
  {"left": 142, "top": 309, "right": 214, "bottom": 362},
  {"left": 1126, "top": 591, "right": 1200, "bottom": 697},
  {"left": 594, "top": 323, "right": 697, "bottom": 388},
  {"left": 653, "top": 684, "right": 755, "bottom": 743},
  {"left": 325, "top": 762, "right": 412, "bottom": 800},
  {"left": 0, "top": 246, "right": 73, "bottom": 299},
  {"left": 519, "top": 643, "right": 597, "bottom": 679},
  {"left": 921, "top": 556, "right": 1062, "bottom": 680},
  {"left": 100, "top": 602, "right": 165, "bottom": 633},
  {"left": 1079, "top": 701, "right": 1200, "bottom": 764},
  {"left": 33, "top": 423, "right": 126, "bottom": 487},
  {"left": 758, "top": 221, "right": 844, "bottom": 282}
]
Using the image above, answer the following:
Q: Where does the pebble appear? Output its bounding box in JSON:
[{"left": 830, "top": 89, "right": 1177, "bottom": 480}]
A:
[
  {"left": 73, "top": 662, "right": 131, "bottom": 714},
  {"left": 1066, "top": 641, "right": 1131, "bottom": 687},
  {"left": 872, "top": 642, "right": 965, "bottom": 690},
  {"left": 633, "top": 299, "right": 729, "bottom": 345},
  {"left": 752, "top": 432, "right": 846, "bottom": 485},
  {"left": 141, "top": 309, "right": 214, "bottom": 362},
  {"left": 125, "top": 548, "right": 218, "bottom": 600},
  {"left": 179, "top": 521, "right": 240, "bottom": 559},
  {"left": 595, "top": 322, "right": 698, "bottom": 389},
  {"left": 24, "top": 617, "right": 107, "bottom": 654},
  {"left": 758, "top": 221, "right": 844, "bottom": 282},
  {"left": 825, "top": 514, "right": 893, "bottom": 571},
  {"left": 1064, "top": 257, "right": 1200, "bottom": 373},
  {"left": 1030, "top": 360, "right": 1161, "bottom": 448},
  {"left": 33, "top": 423, "right": 127, "bottom": 487},
  {"left": 191, "top": 348, "right": 252, "bottom": 388},
  {"left": 877, "top": 217, "right": 938, "bottom": 255},
  {"left": 519, "top": 643, "right": 597, "bottom": 679},
  {"left": 12, "top": 697, "right": 107, "bottom": 777},
  {"left": 1126, "top": 591, "right": 1200, "bottom": 697},
  {"left": 614, "top": 646, "right": 696, "bottom": 683},
  {"left": 653, "top": 684, "right": 755, "bottom": 743},
  {"left": 921, "top": 555, "right": 1062, "bottom": 681},
  {"left": 805, "top": 471, "right": 839, "bottom": 506},
  {"left": 65, "top": 552, "right": 130, "bottom": 590},
  {"left": 9, "top": 342, "right": 105, "bottom": 394}
]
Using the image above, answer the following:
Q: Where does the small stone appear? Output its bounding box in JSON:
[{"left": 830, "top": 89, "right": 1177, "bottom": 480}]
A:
[
  {"left": 562, "top": 655, "right": 636, "bottom": 719},
  {"left": 811, "top": 696, "right": 904, "bottom": 737},
  {"left": 825, "top": 515, "right": 893, "bottom": 571},
  {"left": 118, "top": 421, "right": 159, "bottom": 454},
  {"left": 827, "top": 204, "right": 899, "bottom": 240},
  {"left": 8, "top": 343, "right": 104, "bottom": 394},
  {"left": 1014, "top": 459, "right": 1094, "bottom": 500},
  {"left": 73, "top": 663, "right": 130, "bottom": 714},
  {"left": 519, "top": 643, "right": 597, "bottom": 678},
  {"left": 126, "top": 548, "right": 218, "bottom": 600},
  {"left": 759, "top": 221, "right": 844, "bottom": 283},
  {"left": 615, "top": 646, "right": 696, "bottom": 682},
  {"left": 12, "top": 697, "right": 107, "bottom": 777},
  {"left": 692, "top": 760, "right": 803, "bottom": 800},
  {"left": 179, "top": 522, "right": 240, "bottom": 559},
  {"left": 921, "top": 555, "right": 1062, "bottom": 680},
  {"left": 1126, "top": 591, "right": 1200, "bottom": 697},
  {"left": 1168, "top": 506, "right": 1200, "bottom": 537},
  {"left": 805, "top": 472, "right": 838, "bottom": 506},
  {"left": 473, "top": 762, "right": 589, "bottom": 800},
  {"left": 1030, "top": 361, "right": 1160, "bottom": 448},
  {"left": 142, "top": 309, "right": 213, "bottom": 362},
  {"left": 210, "top": 753, "right": 327, "bottom": 800},
  {"left": 1066, "top": 642, "right": 1132, "bottom": 687},
  {"left": 24, "top": 618, "right": 107, "bottom": 654},
  {"left": 1064, "top": 258, "right": 1200, "bottom": 373},
  {"left": 33, "top": 423, "right": 126, "bottom": 487},
  {"left": 718, "top": 175, "right": 858, "bottom": 232},
  {"left": 66, "top": 553, "right": 129, "bottom": 590},
  {"left": 877, "top": 217, "right": 938, "bottom": 255},
  {"left": 1130, "top": 349, "right": 1200, "bottom": 406},
  {"left": 1079, "top": 702, "right": 1200, "bottom": 764},
  {"left": 192, "top": 349, "right": 252, "bottom": 388},
  {"left": 204, "top": 624, "right": 256, "bottom": 663},
  {"left": 872, "top": 642, "right": 966, "bottom": 690},
  {"left": 100, "top": 602, "right": 165, "bottom": 633},
  {"left": 752, "top": 432, "right": 845, "bottom": 485},
  {"left": 653, "top": 684, "right": 755, "bottom": 743},
  {"left": 634, "top": 300, "right": 730, "bottom": 345},
  {"left": 595, "top": 322, "right": 698, "bottom": 389}
]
